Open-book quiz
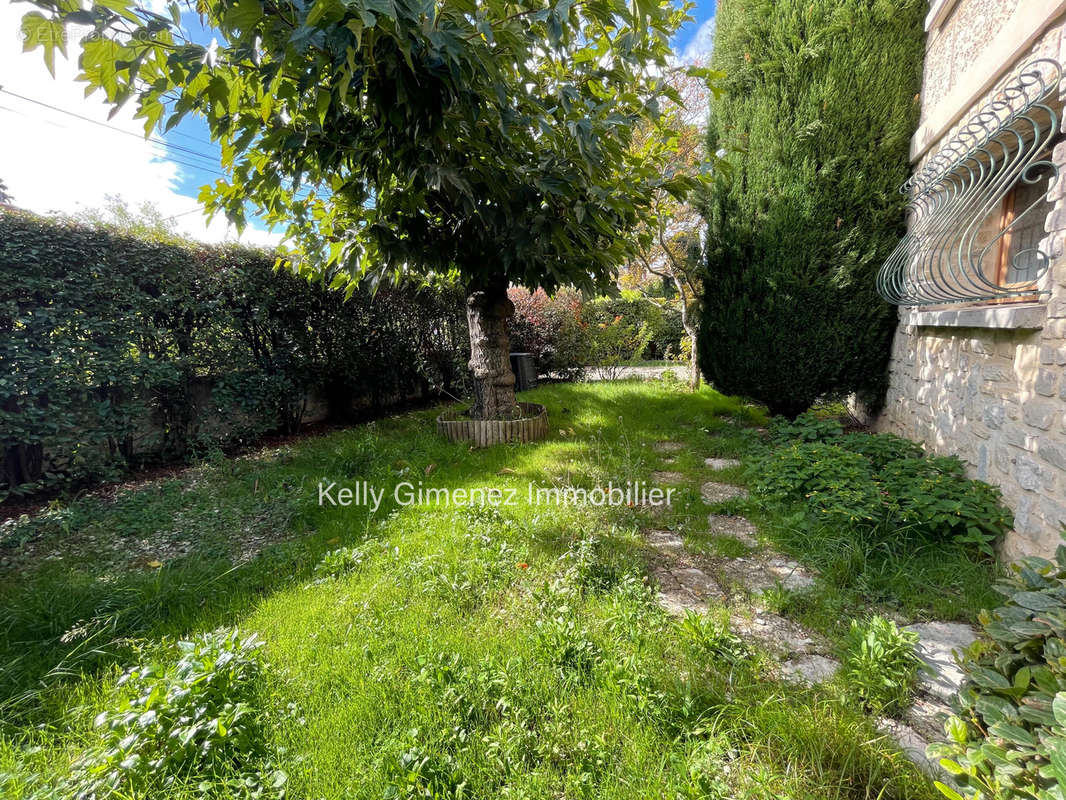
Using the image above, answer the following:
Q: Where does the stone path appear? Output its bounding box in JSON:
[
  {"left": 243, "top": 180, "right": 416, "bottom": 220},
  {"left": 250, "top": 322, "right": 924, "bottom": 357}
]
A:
[
  {"left": 905, "top": 622, "right": 978, "bottom": 703},
  {"left": 642, "top": 441, "right": 980, "bottom": 779},
  {"left": 707, "top": 514, "right": 758, "bottom": 547},
  {"left": 705, "top": 457, "right": 741, "bottom": 470},
  {"left": 700, "top": 481, "right": 749, "bottom": 504},
  {"left": 652, "top": 471, "right": 684, "bottom": 484},
  {"left": 653, "top": 440, "right": 684, "bottom": 454},
  {"left": 874, "top": 622, "right": 978, "bottom": 775}
]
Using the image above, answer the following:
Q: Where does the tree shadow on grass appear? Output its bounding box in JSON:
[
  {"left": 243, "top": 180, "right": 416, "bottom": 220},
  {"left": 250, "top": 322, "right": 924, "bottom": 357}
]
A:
[{"left": 0, "top": 382, "right": 761, "bottom": 725}]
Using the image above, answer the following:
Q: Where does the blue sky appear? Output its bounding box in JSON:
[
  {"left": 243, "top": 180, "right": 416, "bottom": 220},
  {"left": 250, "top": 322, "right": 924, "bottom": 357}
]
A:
[
  {"left": 1, "top": 1, "right": 716, "bottom": 243},
  {"left": 673, "top": 0, "right": 717, "bottom": 63}
]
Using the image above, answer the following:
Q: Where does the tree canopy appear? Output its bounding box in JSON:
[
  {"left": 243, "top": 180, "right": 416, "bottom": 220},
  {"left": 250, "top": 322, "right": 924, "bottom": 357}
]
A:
[{"left": 22, "top": 0, "right": 707, "bottom": 295}]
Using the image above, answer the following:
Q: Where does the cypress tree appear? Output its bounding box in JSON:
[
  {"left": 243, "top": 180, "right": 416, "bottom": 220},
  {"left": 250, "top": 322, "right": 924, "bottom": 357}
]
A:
[{"left": 698, "top": 0, "right": 925, "bottom": 418}]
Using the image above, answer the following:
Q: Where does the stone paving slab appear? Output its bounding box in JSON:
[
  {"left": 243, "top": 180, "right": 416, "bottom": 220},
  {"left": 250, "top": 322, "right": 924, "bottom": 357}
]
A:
[
  {"left": 652, "top": 471, "right": 684, "bottom": 484},
  {"left": 644, "top": 529, "right": 684, "bottom": 552},
  {"left": 700, "top": 481, "right": 749, "bottom": 504},
  {"left": 707, "top": 514, "right": 758, "bottom": 547},
  {"left": 877, "top": 718, "right": 936, "bottom": 774},
  {"left": 730, "top": 611, "right": 821, "bottom": 657},
  {"left": 705, "top": 457, "right": 741, "bottom": 470},
  {"left": 904, "top": 622, "right": 978, "bottom": 703},
  {"left": 903, "top": 695, "right": 954, "bottom": 742},
  {"left": 650, "top": 562, "right": 725, "bottom": 616},
  {"left": 780, "top": 655, "right": 839, "bottom": 685},
  {"left": 653, "top": 441, "right": 683, "bottom": 453},
  {"left": 718, "top": 555, "right": 816, "bottom": 594}
]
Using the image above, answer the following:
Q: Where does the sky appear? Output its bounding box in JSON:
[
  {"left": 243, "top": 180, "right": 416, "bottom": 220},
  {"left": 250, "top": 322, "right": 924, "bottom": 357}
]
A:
[{"left": 0, "top": 1, "right": 716, "bottom": 245}]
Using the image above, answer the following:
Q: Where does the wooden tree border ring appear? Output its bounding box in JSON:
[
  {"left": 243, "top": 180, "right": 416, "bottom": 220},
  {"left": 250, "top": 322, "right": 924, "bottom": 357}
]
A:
[{"left": 436, "top": 402, "right": 549, "bottom": 447}]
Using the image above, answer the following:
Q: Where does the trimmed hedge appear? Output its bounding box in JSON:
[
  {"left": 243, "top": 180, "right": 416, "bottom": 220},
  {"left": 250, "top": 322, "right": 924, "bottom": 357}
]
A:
[
  {"left": 0, "top": 210, "right": 468, "bottom": 498},
  {"left": 699, "top": 0, "right": 925, "bottom": 417}
]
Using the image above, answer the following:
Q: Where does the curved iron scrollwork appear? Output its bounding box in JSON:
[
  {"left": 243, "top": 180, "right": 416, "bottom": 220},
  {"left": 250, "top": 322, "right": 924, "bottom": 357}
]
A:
[{"left": 877, "top": 59, "right": 1062, "bottom": 306}]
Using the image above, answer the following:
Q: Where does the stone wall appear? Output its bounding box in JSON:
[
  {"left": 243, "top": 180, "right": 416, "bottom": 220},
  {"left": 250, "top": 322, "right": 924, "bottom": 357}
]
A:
[{"left": 875, "top": 1, "right": 1066, "bottom": 558}]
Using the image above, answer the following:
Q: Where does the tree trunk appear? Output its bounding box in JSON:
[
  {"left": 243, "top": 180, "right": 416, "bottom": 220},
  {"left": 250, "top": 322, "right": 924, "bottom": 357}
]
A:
[
  {"left": 466, "top": 281, "right": 517, "bottom": 420},
  {"left": 685, "top": 324, "right": 701, "bottom": 392},
  {"left": 677, "top": 284, "right": 700, "bottom": 392}
]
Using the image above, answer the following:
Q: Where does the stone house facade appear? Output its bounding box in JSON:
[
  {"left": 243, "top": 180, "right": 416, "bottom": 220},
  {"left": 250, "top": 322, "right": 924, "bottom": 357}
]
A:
[{"left": 874, "top": 0, "right": 1066, "bottom": 558}]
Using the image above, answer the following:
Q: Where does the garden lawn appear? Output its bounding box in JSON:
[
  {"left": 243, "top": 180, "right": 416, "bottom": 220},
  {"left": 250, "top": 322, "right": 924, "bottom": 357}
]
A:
[{"left": 0, "top": 381, "right": 996, "bottom": 799}]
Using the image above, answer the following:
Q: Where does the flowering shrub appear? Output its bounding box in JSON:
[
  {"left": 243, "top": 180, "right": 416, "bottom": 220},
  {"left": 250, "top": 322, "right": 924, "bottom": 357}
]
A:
[
  {"left": 508, "top": 287, "right": 588, "bottom": 378},
  {"left": 508, "top": 289, "right": 686, "bottom": 377}
]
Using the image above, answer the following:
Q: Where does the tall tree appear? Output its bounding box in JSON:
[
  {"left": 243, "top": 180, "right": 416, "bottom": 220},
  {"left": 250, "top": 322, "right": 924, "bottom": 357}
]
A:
[
  {"left": 625, "top": 65, "right": 717, "bottom": 389},
  {"left": 22, "top": 0, "right": 709, "bottom": 420},
  {"left": 698, "top": 0, "right": 924, "bottom": 417}
]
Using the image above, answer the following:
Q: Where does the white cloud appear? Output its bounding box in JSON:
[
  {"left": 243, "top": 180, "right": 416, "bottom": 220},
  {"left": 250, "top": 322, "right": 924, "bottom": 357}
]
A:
[
  {"left": 0, "top": 5, "right": 281, "bottom": 246},
  {"left": 682, "top": 15, "right": 716, "bottom": 64}
]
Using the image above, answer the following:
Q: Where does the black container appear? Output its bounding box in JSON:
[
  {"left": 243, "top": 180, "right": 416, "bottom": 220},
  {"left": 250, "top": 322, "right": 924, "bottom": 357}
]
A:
[{"left": 509, "top": 352, "right": 538, "bottom": 391}]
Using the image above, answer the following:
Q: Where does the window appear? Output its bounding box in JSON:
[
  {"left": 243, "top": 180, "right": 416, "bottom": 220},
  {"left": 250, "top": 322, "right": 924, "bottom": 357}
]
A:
[
  {"left": 877, "top": 60, "right": 1061, "bottom": 307},
  {"left": 995, "top": 160, "right": 1055, "bottom": 290}
]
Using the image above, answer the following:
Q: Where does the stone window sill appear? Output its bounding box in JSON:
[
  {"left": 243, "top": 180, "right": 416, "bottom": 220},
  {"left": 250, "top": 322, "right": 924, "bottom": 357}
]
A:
[{"left": 903, "top": 303, "right": 1046, "bottom": 330}]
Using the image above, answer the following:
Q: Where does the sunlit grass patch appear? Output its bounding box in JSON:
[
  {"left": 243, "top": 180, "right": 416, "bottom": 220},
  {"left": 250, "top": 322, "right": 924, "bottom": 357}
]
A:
[{"left": 0, "top": 382, "right": 968, "bottom": 798}]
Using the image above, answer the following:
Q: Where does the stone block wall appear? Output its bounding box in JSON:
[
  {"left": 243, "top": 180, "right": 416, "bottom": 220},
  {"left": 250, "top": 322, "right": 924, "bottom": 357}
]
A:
[{"left": 875, "top": 0, "right": 1066, "bottom": 558}]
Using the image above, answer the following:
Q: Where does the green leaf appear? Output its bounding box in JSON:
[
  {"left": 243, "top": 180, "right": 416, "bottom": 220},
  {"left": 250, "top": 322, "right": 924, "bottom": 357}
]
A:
[
  {"left": 1054, "top": 692, "right": 1066, "bottom": 726},
  {"left": 225, "top": 0, "right": 262, "bottom": 32},
  {"left": 20, "top": 13, "right": 62, "bottom": 77},
  {"left": 932, "top": 781, "right": 965, "bottom": 800},
  {"left": 1012, "top": 591, "right": 1062, "bottom": 611}
]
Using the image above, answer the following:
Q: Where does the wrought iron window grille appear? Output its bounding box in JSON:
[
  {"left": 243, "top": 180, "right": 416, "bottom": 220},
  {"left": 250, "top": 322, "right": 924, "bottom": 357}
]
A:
[{"left": 877, "top": 59, "right": 1062, "bottom": 306}]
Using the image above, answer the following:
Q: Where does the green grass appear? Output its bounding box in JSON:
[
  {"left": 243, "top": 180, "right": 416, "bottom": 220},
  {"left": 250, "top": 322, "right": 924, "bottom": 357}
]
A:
[{"left": 0, "top": 380, "right": 995, "bottom": 799}]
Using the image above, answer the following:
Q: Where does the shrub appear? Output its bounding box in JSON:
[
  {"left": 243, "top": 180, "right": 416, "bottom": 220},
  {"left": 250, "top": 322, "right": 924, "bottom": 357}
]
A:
[
  {"left": 584, "top": 295, "right": 684, "bottom": 361},
  {"left": 880, "top": 457, "right": 1010, "bottom": 555},
  {"left": 64, "top": 629, "right": 283, "bottom": 798},
  {"left": 836, "top": 432, "right": 925, "bottom": 470},
  {"left": 508, "top": 289, "right": 687, "bottom": 376},
  {"left": 698, "top": 0, "right": 926, "bottom": 417},
  {"left": 769, "top": 412, "right": 844, "bottom": 444},
  {"left": 929, "top": 542, "right": 1066, "bottom": 799},
  {"left": 508, "top": 287, "right": 589, "bottom": 378},
  {"left": 749, "top": 442, "right": 884, "bottom": 525},
  {"left": 0, "top": 210, "right": 468, "bottom": 498},
  {"left": 750, "top": 430, "right": 1012, "bottom": 553},
  {"left": 842, "top": 616, "right": 921, "bottom": 715}
]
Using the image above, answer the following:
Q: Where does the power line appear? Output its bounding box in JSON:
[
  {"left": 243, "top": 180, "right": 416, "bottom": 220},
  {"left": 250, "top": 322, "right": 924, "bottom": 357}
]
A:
[
  {"left": 0, "top": 86, "right": 221, "bottom": 163},
  {"left": 0, "top": 105, "right": 227, "bottom": 177},
  {"left": 0, "top": 86, "right": 317, "bottom": 199}
]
